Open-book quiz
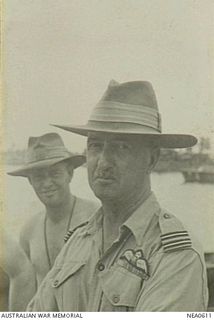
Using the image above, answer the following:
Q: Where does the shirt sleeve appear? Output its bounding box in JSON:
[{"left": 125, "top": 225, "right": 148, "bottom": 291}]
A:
[{"left": 135, "top": 249, "right": 208, "bottom": 311}]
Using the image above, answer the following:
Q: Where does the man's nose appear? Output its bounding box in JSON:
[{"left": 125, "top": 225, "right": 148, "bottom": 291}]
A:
[
  {"left": 42, "top": 175, "right": 53, "bottom": 188},
  {"left": 97, "top": 142, "right": 114, "bottom": 168}
]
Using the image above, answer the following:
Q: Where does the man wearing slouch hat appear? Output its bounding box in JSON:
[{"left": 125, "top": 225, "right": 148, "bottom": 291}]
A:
[
  {"left": 27, "top": 81, "right": 208, "bottom": 311},
  {"left": 7, "top": 133, "right": 98, "bottom": 310}
]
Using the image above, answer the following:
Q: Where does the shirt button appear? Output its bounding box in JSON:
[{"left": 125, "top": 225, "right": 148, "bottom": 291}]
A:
[
  {"left": 112, "top": 294, "right": 120, "bottom": 304},
  {"left": 53, "top": 280, "right": 59, "bottom": 287},
  {"left": 97, "top": 262, "right": 105, "bottom": 271},
  {"left": 164, "top": 213, "right": 171, "bottom": 219}
]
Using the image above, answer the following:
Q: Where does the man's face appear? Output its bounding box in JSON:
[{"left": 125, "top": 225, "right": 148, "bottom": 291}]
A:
[
  {"left": 87, "top": 132, "right": 157, "bottom": 203},
  {"left": 28, "top": 162, "right": 73, "bottom": 208}
]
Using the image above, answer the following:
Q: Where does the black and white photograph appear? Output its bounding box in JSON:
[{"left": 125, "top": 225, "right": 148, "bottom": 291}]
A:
[{"left": 1, "top": 0, "right": 214, "bottom": 313}]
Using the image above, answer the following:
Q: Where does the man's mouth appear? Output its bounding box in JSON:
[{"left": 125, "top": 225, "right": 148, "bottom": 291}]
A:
[
  {"left": 41, "top": 189, "right": 58, "bottom": 197},
  {"left": 95, "top": 175, "right": 116, "bottom": 183}
]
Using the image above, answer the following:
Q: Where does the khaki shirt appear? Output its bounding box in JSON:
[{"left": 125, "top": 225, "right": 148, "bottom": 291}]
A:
[{"left": 27, "top": 193, "right": 208, "bottom": 311}]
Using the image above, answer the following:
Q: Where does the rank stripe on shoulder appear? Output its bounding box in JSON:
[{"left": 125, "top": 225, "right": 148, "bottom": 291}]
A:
[
  {"left": 64, "top": 221, "right": 89, "bottom": 243},
  {"left": 160, "top": 234, "right": 189, "bottom": 241},
  {"left": 160, "top": 231, "right": 188, "bottom": 239},
  {"left": 162, "top": 238, "right": 191, "bottom": 246},
  {"left": 163, "top": 239, "right": 192, "bottom": 248},
  {"left": 161, "top": 230, "right": 192, "bottom": 252},
  {"left": 164, "top": 242, "right": 192, "bottom": 250}
]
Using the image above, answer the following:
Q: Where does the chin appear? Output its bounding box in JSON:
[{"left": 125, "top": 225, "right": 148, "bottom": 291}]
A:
[
  {"left": 93, "top": 188, "right": 117, "bottom": 202},
  {"left": 40, "top": 196, "right": 60, "bottom": 208}
]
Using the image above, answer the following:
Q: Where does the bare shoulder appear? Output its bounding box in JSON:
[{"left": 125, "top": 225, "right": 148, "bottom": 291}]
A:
[
  {"left": 21, "top": 211, "right": 44, "bottom": 235},
  {"left": 19, "top": 210, "right": 45, "bottom": 248}
]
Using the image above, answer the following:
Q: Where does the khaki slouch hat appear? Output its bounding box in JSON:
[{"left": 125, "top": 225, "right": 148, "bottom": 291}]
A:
[
  {"left": 8, "top": 132, "right": 85, "bottom": 177},
  {"left": 54, "top": 80, "right": 197, "bottom": 148}
]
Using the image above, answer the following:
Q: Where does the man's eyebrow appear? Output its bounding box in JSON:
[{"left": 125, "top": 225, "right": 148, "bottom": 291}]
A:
[
  {"left": 50, "top": 166, "right": 64, "bottom": 171},
  {"left": 31, "top": 169, "right": 43, "bottom": 174},
  {"left": 87, "top": 137, "right": 102, "bottom": 142},
  {"left": 108, "top": 137, "right": 132, "bottom": 144},
  {"left": 30, "top": 171, "right": 44, "bottom": 177},
  {"left": 112, "top": 138, "right": 130, "bottom": 142}
]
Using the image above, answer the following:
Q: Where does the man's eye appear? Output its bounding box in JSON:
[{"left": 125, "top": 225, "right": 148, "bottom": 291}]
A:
[
  {"left": 52, "top": 173, "right": 60, "bottom": 177},
  {"left": 117, "top": 142, "right": 130, "bottom": 150},
  {"left": 31, "top": 174, "right": 43, "bottom": 181},
  {"left": 88, "top": 142, "right": 102, "bottom": 150},
  {"left": 50, "top": 170, "right": 62, "bottom": 178}
]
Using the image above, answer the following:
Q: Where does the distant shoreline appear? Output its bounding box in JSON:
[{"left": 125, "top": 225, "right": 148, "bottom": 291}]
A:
[{"left": 3, "top": 145, "right": 214, "bottom": 174}]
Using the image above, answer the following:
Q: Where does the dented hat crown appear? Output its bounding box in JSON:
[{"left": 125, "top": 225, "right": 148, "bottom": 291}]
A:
[
  {"left": 8, "top": 132, "right": 85, "bottom": 177},
  {"left": 53, "top": 80, "right": 197, "bottom": 148}
]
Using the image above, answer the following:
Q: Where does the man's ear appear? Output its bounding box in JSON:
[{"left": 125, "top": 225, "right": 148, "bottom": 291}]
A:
[{"left": 148, "top": 148, "right": 160, "bottom": 173}]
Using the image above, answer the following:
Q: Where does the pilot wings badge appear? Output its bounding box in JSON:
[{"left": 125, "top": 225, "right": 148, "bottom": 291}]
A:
[{"left": 118, "top": 249, "right": 150, "bottom": 280}]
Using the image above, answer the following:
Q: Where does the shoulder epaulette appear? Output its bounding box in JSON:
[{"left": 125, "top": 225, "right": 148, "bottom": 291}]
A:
[
  {"left": 161, "top": 230, "right": 192, "bottom": 252},
  {"left": 159, "top": 210, "right": 192, "bottom": 252},
  {"left": 64, "top": 221, "right": 89, "bottom": 243}
]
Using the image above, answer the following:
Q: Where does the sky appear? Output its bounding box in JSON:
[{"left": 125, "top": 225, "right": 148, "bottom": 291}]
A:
[{"left": 3, "top": 0, "right": 214, "bottom": 153}]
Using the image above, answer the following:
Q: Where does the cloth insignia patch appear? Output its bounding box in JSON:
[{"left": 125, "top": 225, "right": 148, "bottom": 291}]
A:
[
  {"left": 64, "top": 230, "right": 73, "bottom": 243},
  {"left": 118, "top": 249, "right": 150, "bottom": 280},
  {"left": 161, "top": 230, "right": 192, "bottom": 252},
  {"left": 64, "top": 221, "right": 89, "bottom": 243}
]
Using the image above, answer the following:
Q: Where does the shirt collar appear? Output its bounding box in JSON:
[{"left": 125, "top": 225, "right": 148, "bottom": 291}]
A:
[
  {"left": 122, "top": 192, "right": 161, "bottom": 246},
  {"left": 83, "top": 207, "right": 103, "bottom": 236},
  {"left": 83, "top": 192, "right": 161, "bottom": 246}
]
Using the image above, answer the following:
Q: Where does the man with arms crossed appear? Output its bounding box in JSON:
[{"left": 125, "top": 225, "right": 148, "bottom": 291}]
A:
[
  {"left": 28, "top": 81, "right": 208, "bottom": 311},
  {"left": 7, "top": 132, "right": 98, "bottom": 310}
]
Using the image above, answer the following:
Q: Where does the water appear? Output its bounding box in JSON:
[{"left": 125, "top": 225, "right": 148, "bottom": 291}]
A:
[{"left": 3, "top": 166, "right": 214, "bottom": 253}]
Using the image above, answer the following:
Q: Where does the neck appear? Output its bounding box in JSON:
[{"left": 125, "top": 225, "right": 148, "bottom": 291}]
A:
[
  {"left": 102, "top": 187, "right": 151, "bottom": 233},
  {"left": 46, "top": 193, "right": 74, "bottom": 223}
]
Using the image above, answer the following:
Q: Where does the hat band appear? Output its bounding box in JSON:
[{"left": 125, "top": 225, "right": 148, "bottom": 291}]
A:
[
  {"left": 26, "top": 146, "right": 70, "bottom": 164},
  {"left": 90, "top": 101, "right": 162, "bottom": 132}
]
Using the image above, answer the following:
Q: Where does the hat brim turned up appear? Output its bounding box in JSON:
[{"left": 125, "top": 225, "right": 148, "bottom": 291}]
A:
[
  {"left": 53, "top": 123, "right": 197, "bottom": 149},
  {"left": 7, "top": 154, "right": 85, "bottom": 177}
]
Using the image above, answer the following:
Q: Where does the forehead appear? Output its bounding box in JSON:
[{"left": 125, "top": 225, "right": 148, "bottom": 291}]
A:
[{"left": 29, "top": 162, "right": 68, "bottom": 175}]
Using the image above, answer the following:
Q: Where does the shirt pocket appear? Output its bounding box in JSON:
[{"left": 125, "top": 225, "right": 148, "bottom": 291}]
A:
[
  {"left": 99, "top": 263, "right": 143, "bottom": 309},
  {"left": 51, "top": 261, "right": 87, "bottom": 311},
  {"left": 51, "top": 261, "right": 86, "bottom": 288}
]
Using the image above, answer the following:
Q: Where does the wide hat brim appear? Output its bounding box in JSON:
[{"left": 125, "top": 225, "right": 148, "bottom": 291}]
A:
[
  {"left": 7, "top": 154, "right": 85, "bottom": 177},
  {"left": 52, "top": 123, "right": 197, "bottom": 149}
]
